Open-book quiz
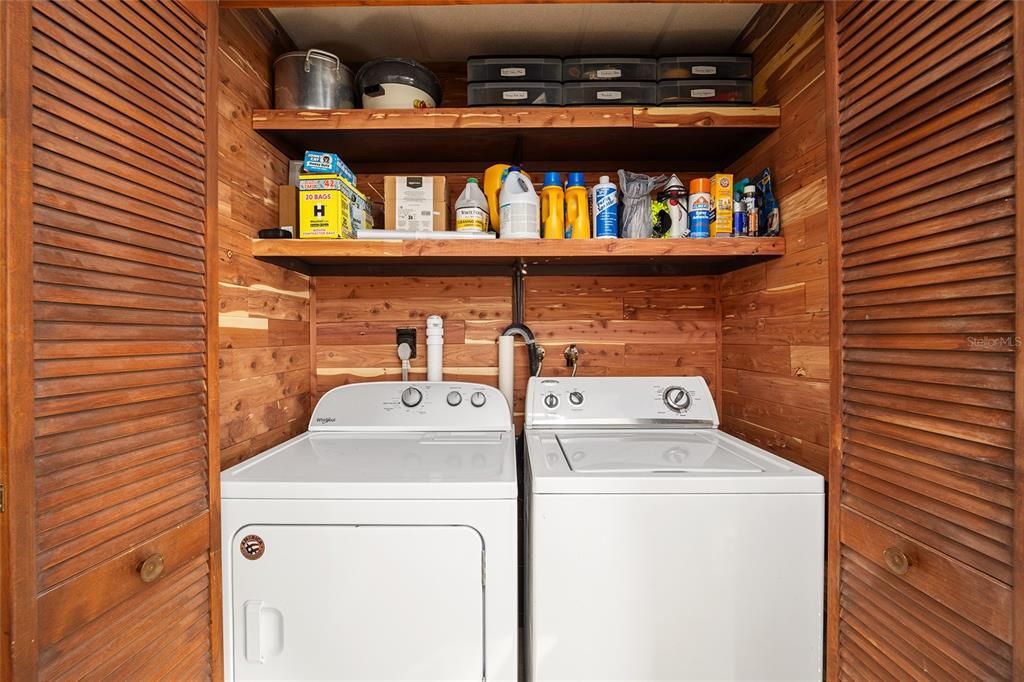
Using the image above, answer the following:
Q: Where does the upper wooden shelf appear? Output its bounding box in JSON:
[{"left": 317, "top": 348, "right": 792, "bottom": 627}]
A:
[
  {"left": 253, "top": 106, "right": 780, "bottom": 131},
  {"left": 252, "top": 106, "right": 780, "bottom": 168},
  {"left": 251, "top": 236, "right": 785, "bottom": 274}
]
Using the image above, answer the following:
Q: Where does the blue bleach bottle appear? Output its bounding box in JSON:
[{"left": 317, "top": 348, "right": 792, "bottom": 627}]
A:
[{"left": 592, "top": 175, "right": 619, "bottom": 239}]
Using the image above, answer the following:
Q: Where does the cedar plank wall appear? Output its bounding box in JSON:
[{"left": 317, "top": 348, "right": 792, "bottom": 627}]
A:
[
  {"left": 314, "top": 275, "right": 720, "bottom": 428},
  {"left": 722, "top": 3, "right": 830, "bottom": 476},
  {"left": 218, "top": 9, "right": 311, "bottom": 468},
  {"left": 309, "top": 46, "right": 722, "bottom": 421}
]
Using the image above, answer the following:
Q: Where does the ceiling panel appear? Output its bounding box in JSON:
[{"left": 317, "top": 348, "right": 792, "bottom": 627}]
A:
[
  {"left": 271, "top": 3, "right": 761, "bottom": 64},
  {"left": 573, "top": 4, "right": 676, "bottom": 55},
  {"left": 408, "top": 5, "right": 589, "bottom": 61},
  {"left": 656, "top": 4, "right": 762, "bottom": 54}
]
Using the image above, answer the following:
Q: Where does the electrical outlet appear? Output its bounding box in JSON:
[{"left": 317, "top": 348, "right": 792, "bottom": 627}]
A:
[{"left": 396, "top": 327, "right": 417, "bottom": 358}]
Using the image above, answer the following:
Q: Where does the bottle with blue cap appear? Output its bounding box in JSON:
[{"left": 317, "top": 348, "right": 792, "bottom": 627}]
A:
[
  {"left": 498, "top": 166, "right": 540, "bottom": 239},
  {"left": 541, "top": 172, "right": 565, "bottom": 239},
  {"left": 565, "top": 172, "right": 590, "bottom": 239},
  {"left": 592, "top": 175, "right": 619, "bottom": 239}
]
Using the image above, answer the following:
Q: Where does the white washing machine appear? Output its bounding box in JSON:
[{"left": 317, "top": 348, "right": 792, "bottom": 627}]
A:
[
  {"left": 524, "top": 376, "right": 824, "bottom": 681},
  {"left": 221, "top": 381, "right": 518, "bottom": 681}
]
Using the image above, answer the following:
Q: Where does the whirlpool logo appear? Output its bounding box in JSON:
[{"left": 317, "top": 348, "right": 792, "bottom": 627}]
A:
[{"left": 315, "top": 416, "right": 337, "bottom": 424}]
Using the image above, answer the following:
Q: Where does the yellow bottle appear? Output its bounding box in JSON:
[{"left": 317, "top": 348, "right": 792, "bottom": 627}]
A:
[
  {"left": 565, "top": 172, "right": 590, "bottom": 239},
  {"left": 541, "top": 172, "right": 565, "bottom": 239},
  {"left": 484, "top": 164, "right": 531, "bottom": 234}
]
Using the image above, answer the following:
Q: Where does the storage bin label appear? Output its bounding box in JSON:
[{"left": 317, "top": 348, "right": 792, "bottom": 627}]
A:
[
  {"left": 502, "top": 90, "right": 528, "bottom": 100},
  {"left": 692, "top": 65, "right": 717, "bottom": 75},
  {"left": 690, "top": 88, "right": 716, "bottom": 98},
  {"left": 597, "top": 90, "right": 622, "bottom": 100},
  {"left": 596, "top": 68, "right": 622, "bottom": 79},
  {"left": 500, "top": 67, "right": 526, "bottom": 77}
]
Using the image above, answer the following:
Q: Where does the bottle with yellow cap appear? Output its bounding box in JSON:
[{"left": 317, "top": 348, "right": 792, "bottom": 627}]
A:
[{"left": 688, "top": 178, "right": 712, "bottom": 238}]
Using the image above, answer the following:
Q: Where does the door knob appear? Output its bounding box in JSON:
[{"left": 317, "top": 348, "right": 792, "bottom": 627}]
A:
[
  {"left": 883, "top": 546, "right": 910, "bottom": 576},
  {"left": 138, "top": 553, "right": 165, "bottom": 583}
]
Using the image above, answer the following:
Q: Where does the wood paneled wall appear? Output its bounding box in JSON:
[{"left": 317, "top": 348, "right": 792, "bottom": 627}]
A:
[
  {"left": 313, "top": 275, "right": 720, "bottom": 426},
  {"left": 722, "top": 3, "right": 830, "bottom": 476},
  {"left": 218, "top": 9, "right": 310, "bottom": 469}
]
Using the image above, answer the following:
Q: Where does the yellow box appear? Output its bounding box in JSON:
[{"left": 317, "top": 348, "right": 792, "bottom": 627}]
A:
[
  {"left": 298, "top": 173, "right": 354, "bottom": 239},
  {"left": 710, "top": 173, "right": 733, "bottom": 237}
]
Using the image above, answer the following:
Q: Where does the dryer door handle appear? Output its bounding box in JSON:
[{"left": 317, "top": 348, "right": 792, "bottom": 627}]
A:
[{"left": 244, "top": 600, "right": 265, "bottom": 664}]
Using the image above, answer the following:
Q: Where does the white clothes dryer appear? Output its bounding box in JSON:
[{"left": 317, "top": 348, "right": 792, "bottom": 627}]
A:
[{"left": 222, "top": 382, "right": 517, "bottom": 681}]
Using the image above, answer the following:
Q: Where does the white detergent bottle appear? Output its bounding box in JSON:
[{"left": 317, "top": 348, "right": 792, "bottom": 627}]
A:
[
  {"left": 591, "top": 175, "right": 619, "bottom": 239},
  {"left": 499, "top": 167, "right": 540, "bottom": 239},
  {"left": 455, "top": 178, "right": 490, "bottom": 233}
]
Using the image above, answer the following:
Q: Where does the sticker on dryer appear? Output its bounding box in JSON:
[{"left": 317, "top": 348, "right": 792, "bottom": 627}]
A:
[{"left": 240, "top": 534, "right": 265, "bottom": 560}]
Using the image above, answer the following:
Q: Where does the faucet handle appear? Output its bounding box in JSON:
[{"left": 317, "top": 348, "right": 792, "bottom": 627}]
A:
[{"left": 563, "top": 344, "right": 580, "bottom": 377}]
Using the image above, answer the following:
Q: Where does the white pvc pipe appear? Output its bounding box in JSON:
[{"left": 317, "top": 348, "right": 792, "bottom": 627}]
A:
[
  {"left": 498, "top": 335, "right": 514, "bottom": 410},
  {"left": 426, "top": 315, "right": 444, "bottom": 382}
]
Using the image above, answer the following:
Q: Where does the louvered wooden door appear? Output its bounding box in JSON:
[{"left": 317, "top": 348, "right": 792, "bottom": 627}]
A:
[
  {"left": 828, "top": 0, "right": 1021, "bottom": 678},
  {"left": 4, "top": 0, "right": 218, "bottom": 678}
]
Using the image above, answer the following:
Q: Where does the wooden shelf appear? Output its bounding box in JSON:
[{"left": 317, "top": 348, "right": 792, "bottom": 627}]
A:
[
  {"left": 252, "top": 106, "right": 780, "bottom": 168},
  {"left": 251, "top": 236, "right": 785, "bottom": 275}
]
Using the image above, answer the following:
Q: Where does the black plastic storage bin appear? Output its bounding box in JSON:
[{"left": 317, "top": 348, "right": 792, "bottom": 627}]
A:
[
  {"left": 468, "top": 82, "right": 564, "bottom": 106},
  {"left": 562, "top": 57, "right": 657, "bottom": 82},
  {"left": 563, "top": 81, "right": 656, "bottom": 105},
  {"left": 467, "top": 57, "right": 562, "bottom": 82},
  {"left": 657, "top": 79, "right": 753, "bottom": 105},
  {"left": 657, "top": 56, "right": 753, "bottom": 80}
]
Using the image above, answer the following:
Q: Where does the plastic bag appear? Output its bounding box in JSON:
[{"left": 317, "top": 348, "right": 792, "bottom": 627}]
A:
[{"left": 617, "top": 170, "right": 667, "bottom": 239}]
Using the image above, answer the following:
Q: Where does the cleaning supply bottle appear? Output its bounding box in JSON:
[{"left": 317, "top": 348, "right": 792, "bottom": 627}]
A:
[
  {"left": 565, "top": 172, "right": 590, "bottom": 239},
  {"left": 732, "top": 199, "right": 746, "bottom": 236},
  {"left": 455, "top": 178, "right": 489, "bottom": 233},
  {"left": 499, "top": 167, "right": 540, "bottom": 239},
  {"left": 743, "top": 184, "right": 759, "bottom": 236},
  {"left": 662, "top": 174, "right": 688, "bottom": 238},
  {"left": 688, "top": 178, "right": 712, "bottom": 238},
  {"left": 592, "top": 175, "right": 619, "bottom": 239},
  {"left": 541, "top": 172, "right": 565, "bottom": 239},
  {"left": 483, "top": 164, "right": 510, "bottom": 233}
]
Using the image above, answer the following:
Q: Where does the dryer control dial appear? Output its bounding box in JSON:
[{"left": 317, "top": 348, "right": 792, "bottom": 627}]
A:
[
  {"left": 470, "top": 391, "right": 487, "bottom": 407},
  {"left": 663, "top": 386, "right": 691, "bottom": 412},
  {"left": 568, "top": 391, "right": 584, "bottom": 406},
  {"left": 401, "top": 386, "right": 423, "bottom": 408},
  {"left": 543, "top": 393, "right": 559, "bottom": 409},
  {"left": 446, "top": 391, "right": 462, "bottom": 406}
]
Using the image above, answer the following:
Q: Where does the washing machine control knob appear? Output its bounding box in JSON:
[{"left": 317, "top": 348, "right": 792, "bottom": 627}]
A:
[
  {"left": 470, "top": 391, "right": 487, "bottom": 407},
  {"left": 568, "top": 391, "right": 584, "bottom": 406},
  {"left": 401, "top": 386, "right": 423, "bottom": 408},
  {"left": 544, "top": 393, "right": 559, "bottom": 409},
  {"left": 663, "top": 386, "right": 691, "bottom": 412},
  {"left": 446, "top": 391, "right": 462, "bottom": 406}
]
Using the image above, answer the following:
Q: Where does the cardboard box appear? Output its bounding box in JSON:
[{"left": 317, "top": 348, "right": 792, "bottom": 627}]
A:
[
  {"left": 302, "top": 151, "right": 356, "bottom": 185},
  {"left": 385, "top": 176, "right": 448, "bottom": 231},
  {"left": 710, "top": 173, "right": 733, "bottom": 237},
  {"left": 298, "top": 173, "right": 356, "bottom": 239},
  {"left": 278, "top": 185, "right": 298, "bottom": 228}
]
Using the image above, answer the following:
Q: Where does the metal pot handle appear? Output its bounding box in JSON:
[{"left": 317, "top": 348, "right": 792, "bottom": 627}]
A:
[{"left": 304, "top": 49, "right": 340, "bottom": 73}]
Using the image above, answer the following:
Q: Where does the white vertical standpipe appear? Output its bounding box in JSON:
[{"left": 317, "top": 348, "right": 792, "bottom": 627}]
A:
[
  {"left": 498, "top": 335, "right": 514, "bottom": 409},
  {"left": 426, "top": 315, "right": 444, "bottom": 382}
]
